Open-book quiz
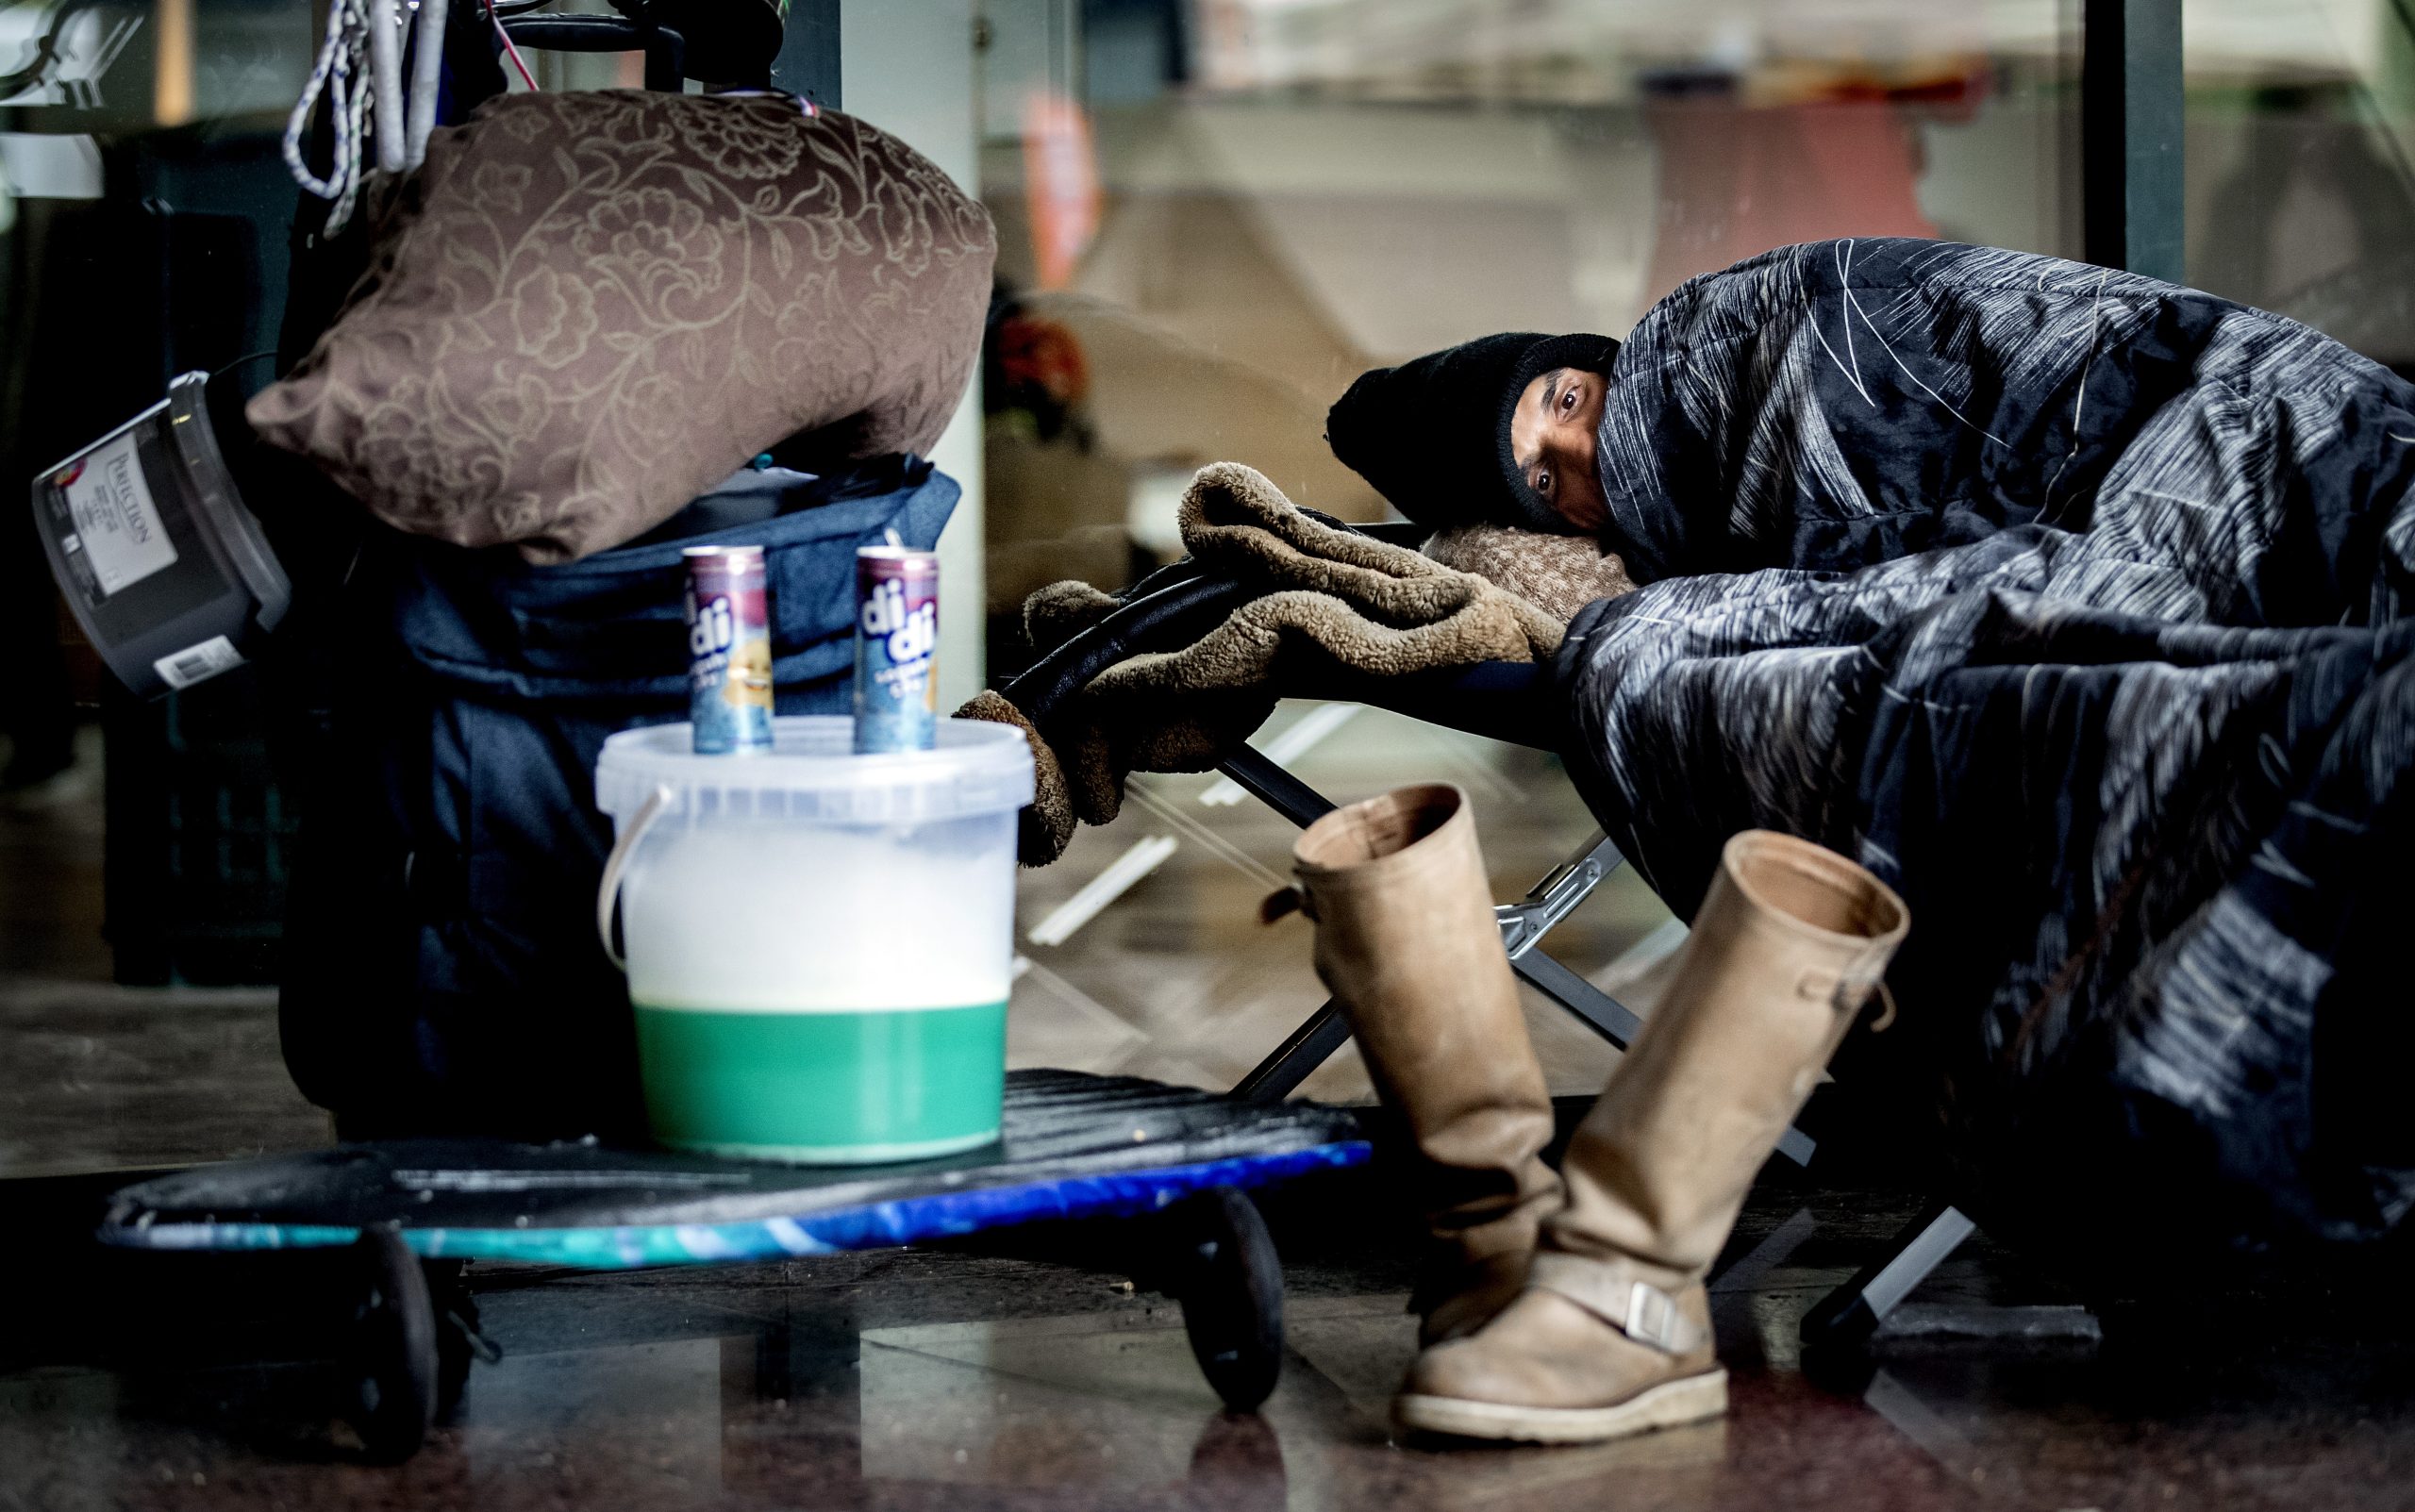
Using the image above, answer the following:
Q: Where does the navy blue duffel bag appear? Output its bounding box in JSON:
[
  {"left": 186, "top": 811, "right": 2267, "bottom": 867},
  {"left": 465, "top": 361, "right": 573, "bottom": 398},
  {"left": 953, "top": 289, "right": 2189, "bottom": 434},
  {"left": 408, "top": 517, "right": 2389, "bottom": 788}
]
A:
[{"left": 278, "top": 457, "right": 957, "bottom": 1138}]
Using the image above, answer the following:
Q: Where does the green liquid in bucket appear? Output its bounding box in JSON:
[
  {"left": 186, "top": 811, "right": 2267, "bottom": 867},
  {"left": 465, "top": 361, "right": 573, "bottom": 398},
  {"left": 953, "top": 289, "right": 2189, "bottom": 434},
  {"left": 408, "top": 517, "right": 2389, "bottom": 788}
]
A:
[{"left": 635, "top": 1001, "right": 1007, "bottom": 1163}]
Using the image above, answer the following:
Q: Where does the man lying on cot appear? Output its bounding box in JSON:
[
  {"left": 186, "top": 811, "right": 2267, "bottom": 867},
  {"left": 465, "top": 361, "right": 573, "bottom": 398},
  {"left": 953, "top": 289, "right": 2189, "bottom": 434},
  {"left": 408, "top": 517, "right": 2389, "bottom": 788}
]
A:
[{"left": 1303, "top": 237, "right": 2415, "bottom": 1445}]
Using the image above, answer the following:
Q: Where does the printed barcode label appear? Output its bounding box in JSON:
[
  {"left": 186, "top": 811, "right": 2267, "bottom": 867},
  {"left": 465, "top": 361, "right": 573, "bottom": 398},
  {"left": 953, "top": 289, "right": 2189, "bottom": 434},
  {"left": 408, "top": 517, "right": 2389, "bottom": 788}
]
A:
[{"left": 152, "top": 635, "right": 244, "bottom": 690}]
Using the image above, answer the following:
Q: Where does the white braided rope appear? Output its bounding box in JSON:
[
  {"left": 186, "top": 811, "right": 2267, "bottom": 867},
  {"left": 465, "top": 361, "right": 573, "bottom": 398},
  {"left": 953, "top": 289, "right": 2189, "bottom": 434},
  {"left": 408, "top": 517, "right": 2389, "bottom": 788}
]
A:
[{"left": 281, "top": 0, "right": 374, "bottom": 234}]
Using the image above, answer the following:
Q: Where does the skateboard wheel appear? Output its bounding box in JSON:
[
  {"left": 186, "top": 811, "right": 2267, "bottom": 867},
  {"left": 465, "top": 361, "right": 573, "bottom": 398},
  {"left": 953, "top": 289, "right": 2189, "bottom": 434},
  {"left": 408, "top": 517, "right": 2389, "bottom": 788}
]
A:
[
  {"left": 341, "top": 1227, "right": 439, "bottom": 1462},
  {"left": 427, "top": 1261, "right": 491, "bottom": 1426},
  {"left": 1170, "top": 1187, "right": 1284, "bottom": 1412}
]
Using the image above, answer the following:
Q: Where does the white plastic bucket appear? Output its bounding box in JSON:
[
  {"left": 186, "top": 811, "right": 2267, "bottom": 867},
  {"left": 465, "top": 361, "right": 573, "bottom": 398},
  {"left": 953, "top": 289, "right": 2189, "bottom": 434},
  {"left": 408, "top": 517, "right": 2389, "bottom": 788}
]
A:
[{"left": 594, "top": 716, "right": 1033, "bottom": 1163}]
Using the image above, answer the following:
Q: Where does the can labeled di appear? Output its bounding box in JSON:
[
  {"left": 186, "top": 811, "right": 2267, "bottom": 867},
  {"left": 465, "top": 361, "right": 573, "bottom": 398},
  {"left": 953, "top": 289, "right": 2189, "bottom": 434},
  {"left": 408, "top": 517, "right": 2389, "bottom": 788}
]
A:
[
  {"left": 855, "top": 547, "right": 939, "bottom": 753},
  {"left": 684, "top": 545, "right": 774, "bottom": 755}
]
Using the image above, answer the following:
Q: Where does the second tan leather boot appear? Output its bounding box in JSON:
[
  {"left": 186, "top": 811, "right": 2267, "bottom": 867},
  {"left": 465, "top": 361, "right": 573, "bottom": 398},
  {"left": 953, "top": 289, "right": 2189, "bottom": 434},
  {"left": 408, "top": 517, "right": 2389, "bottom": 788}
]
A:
[
  {"left": 1291, "top": 784, "right": 1564, "bottom": 1345},
  {"left": 1396, "top": 829, "right": 1908, "bottom": 1442}
]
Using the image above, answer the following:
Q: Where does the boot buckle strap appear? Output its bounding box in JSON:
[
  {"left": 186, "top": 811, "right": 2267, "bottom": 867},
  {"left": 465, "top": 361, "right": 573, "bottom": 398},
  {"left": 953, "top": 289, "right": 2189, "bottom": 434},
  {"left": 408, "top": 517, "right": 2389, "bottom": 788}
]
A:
[
  {"left": 1525, "top": 1255, "right": 1705, "bottom": 1355},
  {"left": 1624, "top": 1282, "right": 1691, "bottom": 1354}
]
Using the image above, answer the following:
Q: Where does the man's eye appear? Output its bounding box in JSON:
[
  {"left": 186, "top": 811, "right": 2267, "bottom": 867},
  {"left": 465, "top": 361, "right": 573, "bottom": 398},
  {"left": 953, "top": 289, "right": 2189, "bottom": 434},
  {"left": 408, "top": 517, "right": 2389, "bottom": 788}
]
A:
[{"left": 1560, "top": 386, "right": 1577, "bottom": 415}]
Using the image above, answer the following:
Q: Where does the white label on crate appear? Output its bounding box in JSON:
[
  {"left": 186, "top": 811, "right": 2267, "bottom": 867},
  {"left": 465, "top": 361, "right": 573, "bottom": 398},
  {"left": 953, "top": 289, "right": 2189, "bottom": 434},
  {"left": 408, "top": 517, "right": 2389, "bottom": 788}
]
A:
[
  {"left": 153, "top": 635, "right": 244, "bottom": 690},
  {"left": 60, "top": 432, "right": 177, "bottom": 596}
]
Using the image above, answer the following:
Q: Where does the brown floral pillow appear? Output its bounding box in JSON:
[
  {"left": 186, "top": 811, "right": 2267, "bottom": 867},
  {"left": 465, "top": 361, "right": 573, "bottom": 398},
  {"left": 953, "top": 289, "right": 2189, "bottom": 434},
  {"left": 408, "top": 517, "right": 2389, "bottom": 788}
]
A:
[{"left": 249, "top": 90, "right": 995, "bottom": 563}]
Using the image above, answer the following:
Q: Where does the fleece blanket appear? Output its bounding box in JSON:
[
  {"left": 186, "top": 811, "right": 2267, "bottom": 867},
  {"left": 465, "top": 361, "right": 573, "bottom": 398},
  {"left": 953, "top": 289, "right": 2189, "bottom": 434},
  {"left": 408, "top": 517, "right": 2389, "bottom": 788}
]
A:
[{"left": 963, "top": 461, "right": 1567, "bottom": 864}]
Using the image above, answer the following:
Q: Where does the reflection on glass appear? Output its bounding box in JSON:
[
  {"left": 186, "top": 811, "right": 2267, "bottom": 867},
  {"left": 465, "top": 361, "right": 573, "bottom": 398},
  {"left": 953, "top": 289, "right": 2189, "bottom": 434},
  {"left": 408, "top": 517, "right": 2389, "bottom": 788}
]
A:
[
  {"left": 4, "top": 0, "right": 327, "bottom": 1179},
  {"left": 975, "top": 0, "right": 2082, "bottom": 638},
  {"left": 2187, "top": 1, "right": 2415, "bottom": 370},
  {"left": 978, "top": 2, "right": 2082, "bottom": 1103}
]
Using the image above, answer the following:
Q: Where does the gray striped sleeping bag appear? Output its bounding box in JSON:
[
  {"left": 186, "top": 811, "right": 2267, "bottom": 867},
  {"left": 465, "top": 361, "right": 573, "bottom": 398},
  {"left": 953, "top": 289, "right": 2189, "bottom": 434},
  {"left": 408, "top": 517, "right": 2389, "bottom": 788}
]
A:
[{"left": 1560, "top": 239, "right": 2415, "bottom": 1264}]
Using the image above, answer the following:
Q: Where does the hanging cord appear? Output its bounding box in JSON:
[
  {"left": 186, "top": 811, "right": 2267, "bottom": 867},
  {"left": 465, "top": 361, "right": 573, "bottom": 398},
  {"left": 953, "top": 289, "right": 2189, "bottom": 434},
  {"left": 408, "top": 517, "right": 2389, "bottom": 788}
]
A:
[
  {"left": 484, "top": 0, "right": 540, "bottom": 93},
  {"left": 285, "top": 0, "right": 538, "bottom": 225},
  {"left": 208, "top": 350, "right": 281, "bottom": 382},
  {"left": 280, "top": 0, "right": 374, "bottom": 233},
  {"left": 404, "top": 0, "right": 449, "bottom": 166}
]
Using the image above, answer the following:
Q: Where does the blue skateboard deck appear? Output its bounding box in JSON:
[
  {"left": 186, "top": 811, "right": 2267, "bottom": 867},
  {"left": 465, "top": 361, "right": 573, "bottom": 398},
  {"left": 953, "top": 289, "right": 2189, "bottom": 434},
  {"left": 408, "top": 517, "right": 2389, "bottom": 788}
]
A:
[{"left": 98, "top": 1071, "right": 1370, "bottom": 1269}]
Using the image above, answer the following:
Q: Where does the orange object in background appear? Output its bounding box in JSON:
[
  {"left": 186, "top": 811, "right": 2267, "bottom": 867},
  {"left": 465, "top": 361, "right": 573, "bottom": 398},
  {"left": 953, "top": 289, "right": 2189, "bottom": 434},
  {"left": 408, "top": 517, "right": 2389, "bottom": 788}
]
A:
[
  {"left": 1642, "top": 95, "right": 1941, "bottom": 305},
  {"left": 1639, "top": 53, "right": 1990, "bottom": 306},
  {"left": 153, "top": 0, "right": 195, "bottom": 126},
  {"left": 1022, "top": 91, "right": 1101, "bottom": 291},
  {"left": 992, "top": 311, "right": 1089, "bottom": 412}
]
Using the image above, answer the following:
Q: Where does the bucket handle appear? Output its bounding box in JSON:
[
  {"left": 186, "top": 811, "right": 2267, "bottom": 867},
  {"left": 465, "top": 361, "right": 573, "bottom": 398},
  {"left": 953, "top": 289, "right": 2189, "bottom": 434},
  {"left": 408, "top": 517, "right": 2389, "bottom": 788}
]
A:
[{"left": 595, "top": 783, "right": 673, "bottom": 972}]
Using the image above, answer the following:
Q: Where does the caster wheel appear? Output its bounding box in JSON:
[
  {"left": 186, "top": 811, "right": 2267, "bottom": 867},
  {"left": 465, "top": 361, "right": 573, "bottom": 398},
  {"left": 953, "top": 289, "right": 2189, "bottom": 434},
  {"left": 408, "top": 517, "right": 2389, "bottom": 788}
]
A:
[
  {"left": 341, "top": 1227, "right": 438, "bottom": 1462},
  {"left": 1169, "top": 1187, "right": 1284, "bottom": 1412},
  {"left": 428, "top": 1261, "right": 499, "bottom": 1426}
]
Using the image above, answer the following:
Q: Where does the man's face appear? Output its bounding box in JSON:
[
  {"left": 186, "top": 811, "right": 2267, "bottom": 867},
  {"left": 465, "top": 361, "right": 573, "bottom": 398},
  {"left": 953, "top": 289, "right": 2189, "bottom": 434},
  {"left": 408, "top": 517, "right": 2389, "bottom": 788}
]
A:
[{"left": 1509, "top": 367, "right": 1608, "bottom": 531}]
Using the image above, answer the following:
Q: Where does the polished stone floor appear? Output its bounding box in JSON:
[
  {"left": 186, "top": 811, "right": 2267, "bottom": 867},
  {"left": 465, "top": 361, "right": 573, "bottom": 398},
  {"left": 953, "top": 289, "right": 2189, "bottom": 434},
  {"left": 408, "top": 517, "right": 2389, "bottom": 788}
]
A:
[
  {"left": 8, "top": 1171, "right": 2415, "bottom": 1511},
  {"left": 7, "top": 718, "right": 2415, "bottom": 1510},
  {"left": 0, "top": 727, "right": 332, "bottom": 1179}
]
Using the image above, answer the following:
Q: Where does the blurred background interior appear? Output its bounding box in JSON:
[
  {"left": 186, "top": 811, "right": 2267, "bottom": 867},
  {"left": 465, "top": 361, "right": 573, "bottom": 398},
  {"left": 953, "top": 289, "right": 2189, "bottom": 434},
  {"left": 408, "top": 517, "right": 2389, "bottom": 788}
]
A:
[{"left": 8, "top": 0, "right": 2415, "bottom": 1180}]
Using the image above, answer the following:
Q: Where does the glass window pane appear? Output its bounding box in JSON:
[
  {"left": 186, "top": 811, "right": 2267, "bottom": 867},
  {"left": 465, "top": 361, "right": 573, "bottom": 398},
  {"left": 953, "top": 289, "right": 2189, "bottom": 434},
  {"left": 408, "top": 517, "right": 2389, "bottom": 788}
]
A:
[
  {"left": 984, "top": 1, "right": 2084, "bottom": 1098},
  {"left": 2187, "top": 0, "right": 2415, "bottom": 370},
  {"left": 980, "top": 0, "right": 2082, "bottom": 629}
]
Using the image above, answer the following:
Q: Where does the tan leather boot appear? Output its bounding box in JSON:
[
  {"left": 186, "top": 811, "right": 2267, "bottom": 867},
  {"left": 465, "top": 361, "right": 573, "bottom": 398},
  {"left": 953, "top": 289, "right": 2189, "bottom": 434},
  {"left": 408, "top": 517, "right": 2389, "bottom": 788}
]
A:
[
  {"left": 1396, "top": 830, "right": 1908, "bottom": 1442},
  {"left": 1290, "top": 784, "right": 1564, "bottom": 1345}
]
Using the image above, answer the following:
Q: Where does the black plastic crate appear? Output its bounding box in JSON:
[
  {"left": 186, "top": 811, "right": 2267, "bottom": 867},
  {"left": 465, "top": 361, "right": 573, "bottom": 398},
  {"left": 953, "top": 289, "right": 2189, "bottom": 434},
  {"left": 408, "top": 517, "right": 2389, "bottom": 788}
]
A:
[{"left": 104, "top": 667, "right": 299, "bottom": 986}]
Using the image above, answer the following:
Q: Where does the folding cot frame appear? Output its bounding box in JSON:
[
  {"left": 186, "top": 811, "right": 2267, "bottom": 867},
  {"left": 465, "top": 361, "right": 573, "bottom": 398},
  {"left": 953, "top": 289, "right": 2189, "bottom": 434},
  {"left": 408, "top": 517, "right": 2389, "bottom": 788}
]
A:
[
  {"left": 991, "top": 522, "right": 1978, "bottom": 1353},
  {"left": 1209, "top": 740, "right": 1976, "bottom": 1352}
]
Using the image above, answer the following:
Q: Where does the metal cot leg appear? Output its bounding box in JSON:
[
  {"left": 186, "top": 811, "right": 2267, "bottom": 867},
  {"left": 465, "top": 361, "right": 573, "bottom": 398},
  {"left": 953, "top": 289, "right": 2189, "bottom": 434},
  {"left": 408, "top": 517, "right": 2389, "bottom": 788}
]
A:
[
  {"left": 1234, "top": 1003, "right": 1348, "bottom": 1105},
  {"left": 1799, "top": 1202, "right": 1977, "bottom": 1350}
]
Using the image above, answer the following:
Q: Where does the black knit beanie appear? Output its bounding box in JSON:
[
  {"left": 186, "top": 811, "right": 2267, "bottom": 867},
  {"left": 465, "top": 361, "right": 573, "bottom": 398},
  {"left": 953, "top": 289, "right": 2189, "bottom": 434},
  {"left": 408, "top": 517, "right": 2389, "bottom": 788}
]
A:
[{"left": 1325, "top": 331, "right": 1621, "bottom": 534}]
